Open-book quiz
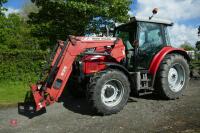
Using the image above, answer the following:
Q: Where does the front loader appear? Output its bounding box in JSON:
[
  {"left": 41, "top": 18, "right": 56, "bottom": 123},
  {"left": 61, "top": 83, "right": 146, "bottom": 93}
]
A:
[{"left": 19, "top": 15, "right": 190, "bottom": 115}]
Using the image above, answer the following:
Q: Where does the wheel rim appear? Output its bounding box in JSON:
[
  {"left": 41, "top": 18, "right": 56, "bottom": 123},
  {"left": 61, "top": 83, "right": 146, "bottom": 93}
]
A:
[
  {"left": 168, "top": 63, "right": 185, "bottom": 92},
  {"left": 101, "top": 79, "right": 124, "bottom": 107}
]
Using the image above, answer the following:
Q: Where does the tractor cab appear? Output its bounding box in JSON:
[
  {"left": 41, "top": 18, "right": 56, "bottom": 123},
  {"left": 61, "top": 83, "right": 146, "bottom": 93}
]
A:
[{"left": 114, "top": 16, "right": 173, "bottom": 71}]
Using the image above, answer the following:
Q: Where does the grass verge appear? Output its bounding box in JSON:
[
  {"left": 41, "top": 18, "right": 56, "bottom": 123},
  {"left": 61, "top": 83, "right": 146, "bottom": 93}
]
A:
[{"left": 0, "top": 81, "right": 29, "bottom": 106}]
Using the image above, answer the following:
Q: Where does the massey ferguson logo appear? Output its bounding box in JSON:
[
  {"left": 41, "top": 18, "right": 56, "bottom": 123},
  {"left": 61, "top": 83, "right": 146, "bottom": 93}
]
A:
[{"left": 83, "top": 37, "right": 117, "bottom": 41}]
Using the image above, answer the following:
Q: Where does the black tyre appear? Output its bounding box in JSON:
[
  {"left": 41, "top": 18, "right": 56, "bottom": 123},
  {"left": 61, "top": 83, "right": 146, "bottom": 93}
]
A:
[
  {"left": 87, "top": 69, "right": 130, "bottom": 115},
  {"left": 156, "top": 54, "right": 190, "bottom": 99}
]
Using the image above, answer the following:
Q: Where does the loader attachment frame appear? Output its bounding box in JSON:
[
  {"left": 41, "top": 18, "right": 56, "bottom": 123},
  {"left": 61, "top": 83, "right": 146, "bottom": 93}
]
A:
[{"left": 29, "top": 36, "right": 125, "bottom": 111}]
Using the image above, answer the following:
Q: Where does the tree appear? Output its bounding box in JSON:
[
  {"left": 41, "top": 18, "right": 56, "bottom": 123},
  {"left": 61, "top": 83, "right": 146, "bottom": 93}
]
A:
[
  {"left": 180, "top": 42, "right": 195, "bottom": 51},
  {"left": 0, "top": 0, "right": 7, "bottom": 16},
  {"left": 0, "top": 1, "right": 40, "bottom": 50},
  {"left": 29, "top": 0, "right": 132, "bottom": 48},
  {"left": 198, "top": 26, "right": 200, "bottom": 37},
  {"left": 20, "top": 1, "right": 39, "bottom": 21},
  {"left": 0, "top": 14, "right": 40, "bottom": 50}
]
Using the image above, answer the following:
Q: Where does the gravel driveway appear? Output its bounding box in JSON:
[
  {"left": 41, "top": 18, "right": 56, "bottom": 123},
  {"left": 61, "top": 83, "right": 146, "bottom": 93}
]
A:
[{"left": 0, "top": 79, "right": 200, "bottom": 133}]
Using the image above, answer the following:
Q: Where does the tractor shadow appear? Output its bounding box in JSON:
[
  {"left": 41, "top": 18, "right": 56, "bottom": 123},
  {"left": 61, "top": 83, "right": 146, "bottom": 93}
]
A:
[
  {"left": 137, "top": 93, "right": 164, "bottom": 100},
  {"left": 17, "top": 90, "right": 165, "bottom": 118},
  {"left": 60, "top": 93, "right": 138, "bottom": 116},
  {"left": 59, "top": 87, "right": 138, "bottom": 116},
  {"left": 61, "top": 97, "right": 138, "bottom": 116},
  {"left": 17, "top": 89, "right": 166, "bottom": 118},
  {"left": 59, "top": 88, "right": 96, "bottom": 116}
]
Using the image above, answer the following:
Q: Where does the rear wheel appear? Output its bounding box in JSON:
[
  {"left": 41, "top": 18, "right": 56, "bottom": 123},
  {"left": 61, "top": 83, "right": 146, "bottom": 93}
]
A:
[
  {"left": 87, "top": 70, "right": 130, "bottom": 115},
  {"left": 156, "top": 54, "right": 190, "bottom": 99}
]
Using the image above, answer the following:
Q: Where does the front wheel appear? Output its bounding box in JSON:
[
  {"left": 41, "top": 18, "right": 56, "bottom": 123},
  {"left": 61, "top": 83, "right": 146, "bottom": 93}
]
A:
[
  {"left": 87, "top": 70, "right": 130, "bottom": 115},
  {"left": 156, "top": 54, "right": 190, "bottom": 99}
]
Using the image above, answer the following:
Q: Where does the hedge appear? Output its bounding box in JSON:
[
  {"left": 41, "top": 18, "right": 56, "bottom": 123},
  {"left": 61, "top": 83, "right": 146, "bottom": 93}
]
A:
[{"left": 0, "top": 50, "right": 48, "bottom": 82}]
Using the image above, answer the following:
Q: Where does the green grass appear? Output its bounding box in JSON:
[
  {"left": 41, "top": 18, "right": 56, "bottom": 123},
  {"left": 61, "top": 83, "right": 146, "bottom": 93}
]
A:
[{"left": 0, "top": 81, "right": 29, "bottom": 106}]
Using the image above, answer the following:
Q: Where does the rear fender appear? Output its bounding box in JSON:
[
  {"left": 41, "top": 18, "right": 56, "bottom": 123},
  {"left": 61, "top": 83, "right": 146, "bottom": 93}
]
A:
[
  {"left": 149, "top": 46, "right": 190, "bottom": 86},
  {"left": 104, "top": 63, "right": 134, "bottom": 88},
  {"left": 105, "top": 63, "right": 131, "bottom": 78}
]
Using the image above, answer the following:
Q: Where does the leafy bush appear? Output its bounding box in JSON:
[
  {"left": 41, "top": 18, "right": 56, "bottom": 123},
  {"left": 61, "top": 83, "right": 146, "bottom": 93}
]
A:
[
  {"left": 0, "top": 14, "right": 41, "bottom": 50},
  {"left": 0, "top": 50, "right": 48, "bottom": 82}
]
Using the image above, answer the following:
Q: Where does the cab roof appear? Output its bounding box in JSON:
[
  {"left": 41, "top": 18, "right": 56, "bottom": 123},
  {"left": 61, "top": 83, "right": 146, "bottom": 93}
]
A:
[
  {"left": 116, "top": 16, "right": 173, "bottom": 28},
  {"left": 132, "top": 16, "right": 173, "bottom": 26}
]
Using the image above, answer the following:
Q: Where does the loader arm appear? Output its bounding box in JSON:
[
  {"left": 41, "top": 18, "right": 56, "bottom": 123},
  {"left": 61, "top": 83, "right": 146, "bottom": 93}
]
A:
[{"left": 31, "top": 36, "right": 125, "bottom": 111}]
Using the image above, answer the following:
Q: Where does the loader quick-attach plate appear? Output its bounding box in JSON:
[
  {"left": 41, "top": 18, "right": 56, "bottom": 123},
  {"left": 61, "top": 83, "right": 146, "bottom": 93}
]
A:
[
  {"left": 18, "top": 91, "right": 46, "bottom": 119},
  {"left": 31, "top": 84, "right": 47, "bottom": 111},
  {"left": 18, "top": 102, "right": 46, "bottom": 119}
]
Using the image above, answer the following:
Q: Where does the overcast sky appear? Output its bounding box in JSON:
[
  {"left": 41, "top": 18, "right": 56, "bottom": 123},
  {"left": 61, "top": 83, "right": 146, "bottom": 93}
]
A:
[{"left": 4, "top": 0, "right": 200, "bottom": 47}]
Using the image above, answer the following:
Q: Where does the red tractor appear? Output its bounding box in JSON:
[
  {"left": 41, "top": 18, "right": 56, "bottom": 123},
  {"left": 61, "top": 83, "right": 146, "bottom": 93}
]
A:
[{"left": 20, "top": 15, "right": 190, "bottom": 115}]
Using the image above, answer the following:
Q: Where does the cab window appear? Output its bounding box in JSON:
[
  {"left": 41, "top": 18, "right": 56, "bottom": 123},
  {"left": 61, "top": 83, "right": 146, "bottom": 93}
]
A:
[
  {"left": 164, "top": 26, "right": 171, "bottom": 45},
  {"left": 139, "top": 22, "right": 164, "bottom": 50},
  {"left": 115, "top": 23, "right": 137, "bottom": 50}
]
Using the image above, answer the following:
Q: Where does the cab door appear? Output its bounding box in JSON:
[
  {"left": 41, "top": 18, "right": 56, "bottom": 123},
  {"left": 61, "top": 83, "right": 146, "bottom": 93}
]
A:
[{"left": 137, "top": 22, "right": 166, "bottom": 70}]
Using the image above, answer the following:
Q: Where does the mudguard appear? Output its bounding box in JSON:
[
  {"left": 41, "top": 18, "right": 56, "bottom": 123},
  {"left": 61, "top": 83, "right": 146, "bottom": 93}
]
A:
[{"left": 149, "top": 46, "right": 190, "bottom": 76}]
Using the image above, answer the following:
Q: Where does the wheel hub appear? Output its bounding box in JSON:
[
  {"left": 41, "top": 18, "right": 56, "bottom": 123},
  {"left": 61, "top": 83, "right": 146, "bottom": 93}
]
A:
[
  {"left": 105, "top": 86, "right": 115, "bottom": 98},
  {"left": 168, "top": 68, "right": 178, "bottom": 85},
  {"left": 101, "top": 79, "right": 124, "bottom": 107},
  {"left": 168, "top": 64, "right": 185, "bottom": 92}
]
